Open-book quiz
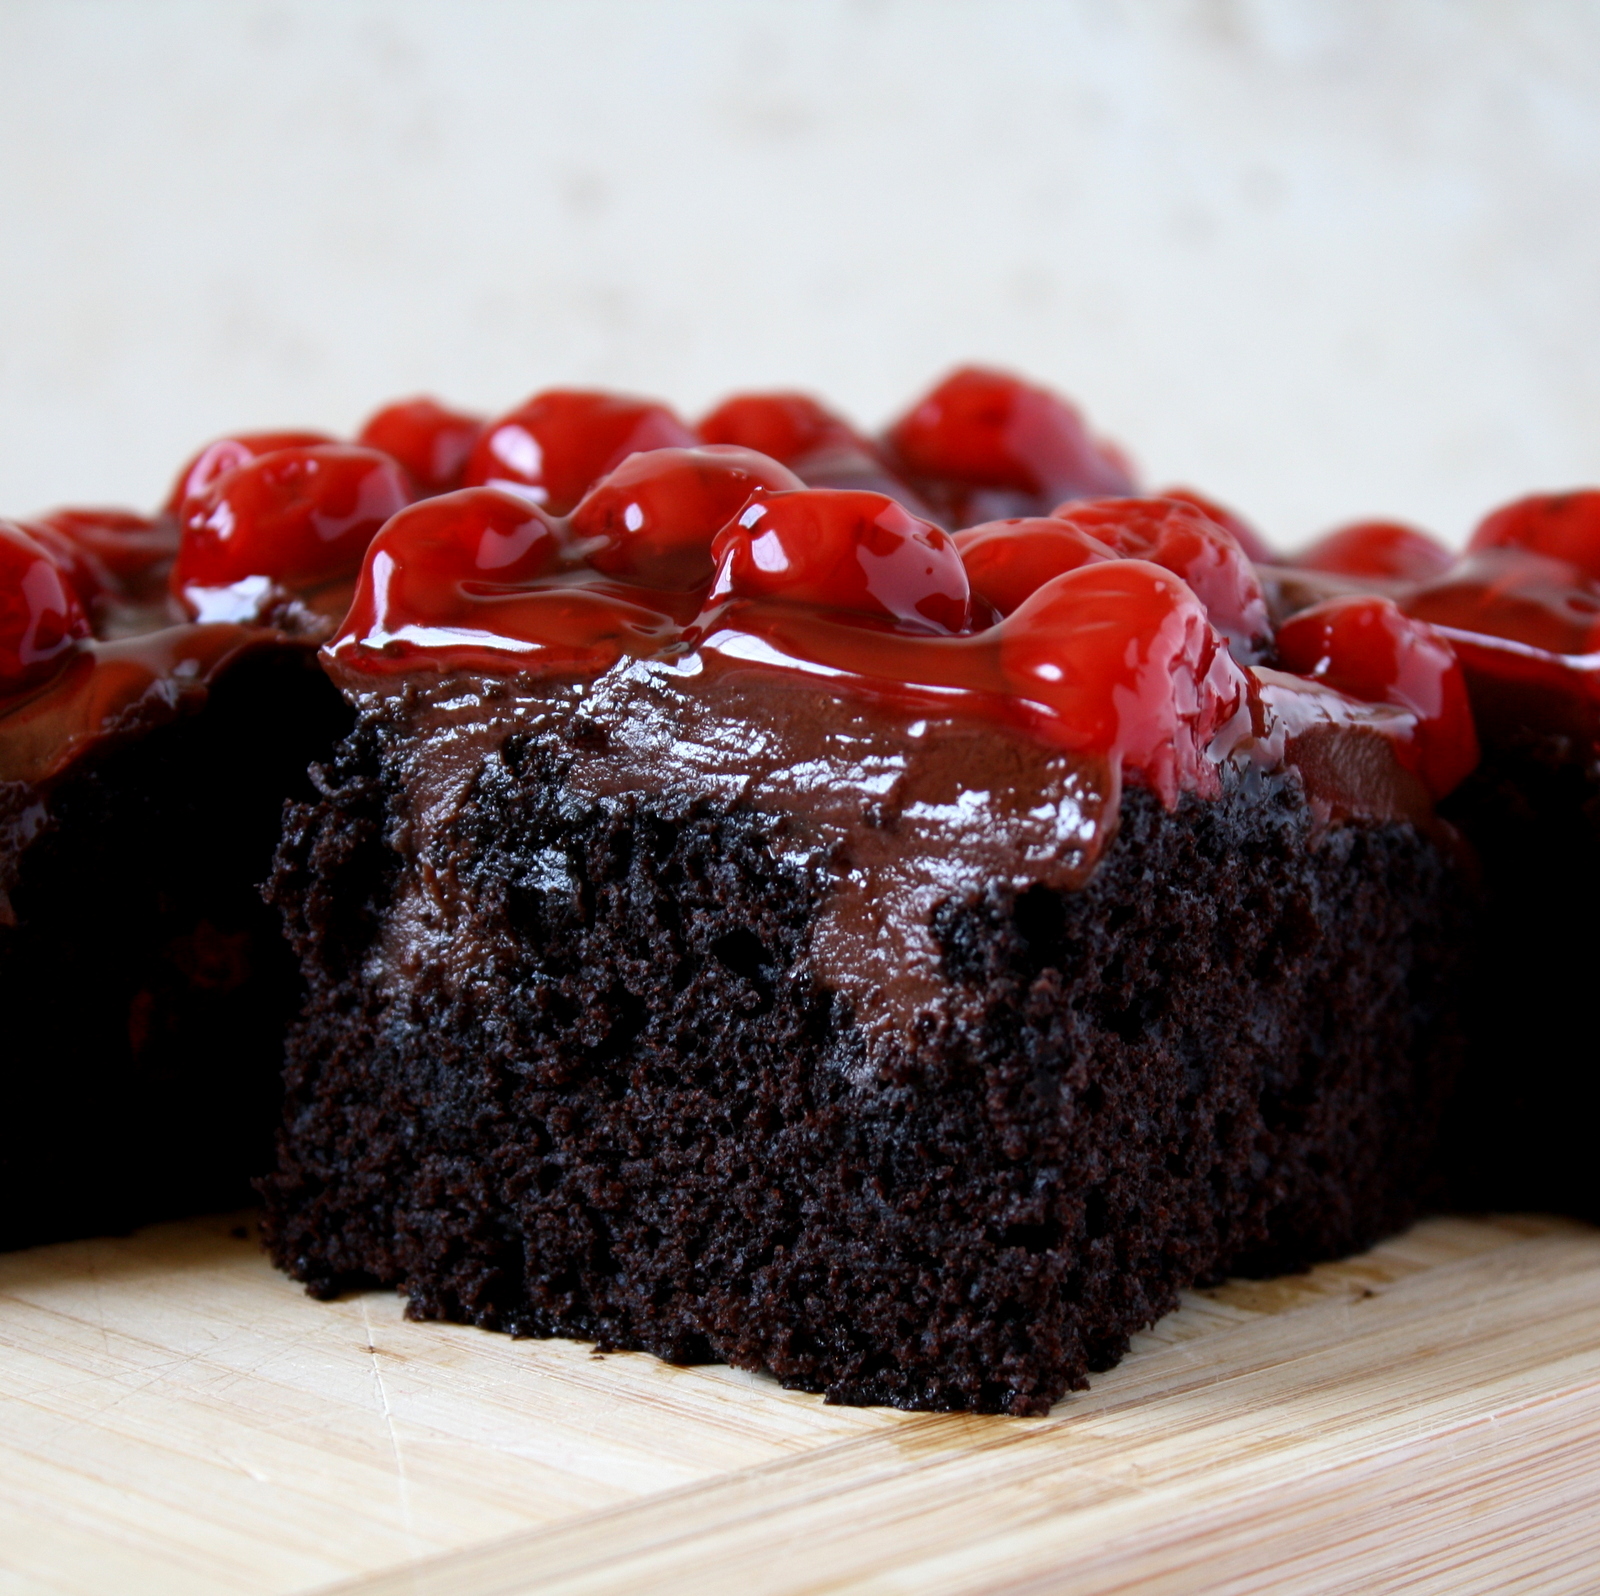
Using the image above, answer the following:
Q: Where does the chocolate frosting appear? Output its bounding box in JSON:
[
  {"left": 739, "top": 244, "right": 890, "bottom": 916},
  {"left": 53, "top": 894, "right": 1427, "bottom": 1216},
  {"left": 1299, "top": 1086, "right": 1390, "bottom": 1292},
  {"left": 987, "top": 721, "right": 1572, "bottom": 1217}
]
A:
[{"left": 333, "top": 650, "right": 1437, "bottom": 1043}]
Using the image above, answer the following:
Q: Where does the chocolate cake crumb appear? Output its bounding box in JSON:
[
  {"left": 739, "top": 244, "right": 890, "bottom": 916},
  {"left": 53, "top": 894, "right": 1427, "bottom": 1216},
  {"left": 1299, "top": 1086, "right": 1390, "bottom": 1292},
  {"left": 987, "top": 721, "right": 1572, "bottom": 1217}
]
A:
[
  {"left": 261, "top": 705, "right": 1470, "bottom": 1414},
  {"left": 0, "top": 651, "right": 350, "bottom": 1250}
]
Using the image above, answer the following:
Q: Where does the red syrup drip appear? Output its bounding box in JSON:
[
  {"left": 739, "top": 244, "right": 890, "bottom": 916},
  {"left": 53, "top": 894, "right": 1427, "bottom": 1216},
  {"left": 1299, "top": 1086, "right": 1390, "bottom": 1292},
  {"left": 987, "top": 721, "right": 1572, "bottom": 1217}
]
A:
[
  {"left": 331, "top": 453, "right": 1261, "bottom": 806},
  {"left": 881, "top": 366, "right": 1137, "bottom": 526},
  {"left": 357, "top": 397, "right": 485, "bottom": 496},
  {"left": 462, "top": 390, "right": 697, "bottom": 516},
  {"left": 1275, "top": 595, "right": 1479, "bottom": 797}
]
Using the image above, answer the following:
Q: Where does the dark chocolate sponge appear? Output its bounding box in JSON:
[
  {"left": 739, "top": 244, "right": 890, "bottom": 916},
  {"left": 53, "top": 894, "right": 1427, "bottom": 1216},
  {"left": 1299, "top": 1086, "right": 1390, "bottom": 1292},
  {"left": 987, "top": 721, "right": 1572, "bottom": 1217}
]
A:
[
  {"left": 260, "top": 696, "right": 1470, "bottom": 1415},
  {"left": 1439, "top": 733, "right": 1600, "bottom": 1222},
  {"left": 0, "top": 651, "right": 352, "bottom": 1250}
]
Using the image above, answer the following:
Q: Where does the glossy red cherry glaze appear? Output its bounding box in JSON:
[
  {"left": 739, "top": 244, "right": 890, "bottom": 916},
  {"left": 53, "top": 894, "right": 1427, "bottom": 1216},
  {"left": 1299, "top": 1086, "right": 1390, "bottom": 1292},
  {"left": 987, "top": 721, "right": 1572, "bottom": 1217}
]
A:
[
  {"left": 164, "top": 431, "right": 336, "bottom": 515},
  {"left": 1470, "top": 491, "right": 1600, "bottom": 582},
  {"left": 954, "top": 518, "right": 1117, "bottom": 616},
  {"left": 332, "top": 458, "right": 1263, "bottom": 805},
  {"left": 171, "top": 445, "right": 414, "bottom": 622},
  {"left": 706, "top": 490, "right": 971, "bottom": 633},
  {"left": 1275, "top": 596, "right": 1478, "bottom": 797},
  {"left": 1400, "top": 549, "right": 1600, "bottom": 657},
  {"left": 998, "top": 562, "right": 1250, "bottom": 802},
  {"left": 1293, "top": 521, "right": 1455, "bottom": 583},
  {"left": 1048, "top": 498, "right": 1272, "bottom": 662},
  {"left": 883, "top": 367, "right": 1136, "bottom": 525},
  {"left": 25, "top": 509, "right": 175, "bottom": 594},
  {"left": 330, "top": 487, "right": 686, "bottom": 678},
  {"left": 698, "top": 393, "right": 863, "bottom": 466},
  {"left": 571, "top": 446, "right": 803, "bottom": 590},
  {"left": 698, "top": 392, "right": 929, "bottom": 512},
  {"left": 0, "top": 520, "right": 91, "bottom": 699},
  {"left": 358, "top": 397, "right": 484, "bottom": 496},
  {"left": 1157, "top": 488, "right": 1275, "bottom": 565},
  {"left": 463, "top": 390, "right": 696, "bottom": 515}
]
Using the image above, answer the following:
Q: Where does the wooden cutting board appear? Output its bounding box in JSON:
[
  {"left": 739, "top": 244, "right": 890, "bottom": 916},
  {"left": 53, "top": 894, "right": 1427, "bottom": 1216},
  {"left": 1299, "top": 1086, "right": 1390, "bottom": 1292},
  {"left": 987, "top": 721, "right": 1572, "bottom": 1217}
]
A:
[{"left": 2, "top": 1209, "right": 1599, "bottom": 1595}]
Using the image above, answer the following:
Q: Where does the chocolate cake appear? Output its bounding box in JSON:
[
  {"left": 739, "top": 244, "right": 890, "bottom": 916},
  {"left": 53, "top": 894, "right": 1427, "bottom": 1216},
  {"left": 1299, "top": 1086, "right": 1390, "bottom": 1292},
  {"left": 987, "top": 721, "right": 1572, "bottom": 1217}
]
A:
[
  {"left": 256, "top": 376, "right": 1480, "bottom": 1414},
  {"left": 0, "top": 406, "right": 484, "bottom": 1248},
  {"left": 18, "top": 364, "right": 1582, "bottom": 1417},
  {"left": 1266, "top": 500, "right": 1600, "bottom": 1221}
]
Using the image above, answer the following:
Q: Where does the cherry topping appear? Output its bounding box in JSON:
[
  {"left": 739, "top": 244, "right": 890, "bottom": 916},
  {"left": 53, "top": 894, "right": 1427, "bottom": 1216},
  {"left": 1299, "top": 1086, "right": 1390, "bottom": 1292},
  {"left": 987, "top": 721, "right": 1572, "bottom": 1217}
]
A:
[
  {"left": 998, "top": 560, "right": 1250, "bottom": 805},
  {"left": 332, "top": 487, "right": 678, "bottom": 675},
  {"left": 171, "top": 444, "right": 413, "bottom": 621},
  {"left": 1293, "top": 521, "right": 1455, "bottom": 582},
  {"left": 697, "top": 393, "right": 863, "bottom": 466},
  {"left": 700, "top": 391, "right": 935, "bottom": 514},
  {"left": 16, "top": 519, "right": 113, "bottom": 612},
  {"left": 0, "top": 520, "right": 90, "bottom": 697},
  {"left": 1275, "top": 595, "right": 1478, "bottom": 797},
  {"left": 463, "top": 390, "right": 696, "bottom": 516},
  {"left": 1157, "top": 488, "right": 1275, "bottom": 565},
  {"left": 26, "top": 509, "right": 175, "bottom": 592},
  {"left": 164, "top": 430, "right": 336, "bottom": 515},
  {"left": 1469, "top": 491, "right": 1600, "bottom": 582},
  {"left": 570, "top": 446, "right": 803, "bottom": 591},
  {"left": 357, "top": 397, "right": 484, "bottom": 496},
  {"left": 707, "top": 490, "right": 972, "bottom": 633},
  {"left": 882, "top": 366, "right": 1136, "bottom": 525},
  {"left": 1400, "top": 548, "right": 1600, "bottom": 657},
  {"left": 1049, "top": 497, "right": 1273, "bottom": 662},
  {"left": 954, "top": 518, "right": 1117, "bottom": 616}
]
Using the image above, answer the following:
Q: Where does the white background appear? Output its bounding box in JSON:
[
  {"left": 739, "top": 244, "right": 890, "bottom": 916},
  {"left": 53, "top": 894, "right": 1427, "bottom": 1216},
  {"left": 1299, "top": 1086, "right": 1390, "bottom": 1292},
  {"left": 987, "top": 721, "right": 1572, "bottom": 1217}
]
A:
[{"left": 2, "top": 0, "right": 1599, "bottom": 548}]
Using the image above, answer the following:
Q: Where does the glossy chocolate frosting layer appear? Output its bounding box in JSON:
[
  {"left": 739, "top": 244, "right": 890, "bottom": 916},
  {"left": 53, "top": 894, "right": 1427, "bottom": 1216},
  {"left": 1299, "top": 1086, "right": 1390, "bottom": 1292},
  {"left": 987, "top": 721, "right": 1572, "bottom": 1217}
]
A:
[{"left": 332, "top": 651, "right": 1438, "bottom": 1041}]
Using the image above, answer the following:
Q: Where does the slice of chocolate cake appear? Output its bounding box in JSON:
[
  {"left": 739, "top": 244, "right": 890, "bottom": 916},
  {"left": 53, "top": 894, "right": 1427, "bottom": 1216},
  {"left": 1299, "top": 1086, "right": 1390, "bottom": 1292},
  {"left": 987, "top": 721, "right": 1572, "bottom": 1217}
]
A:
[
  {"left": 260, "top": 428, "right": 1477, "bottom": 1414},
  {"left": 1269, "top": 499, "right": 1600, "bottom": 1221},
  {"left": 0, "top": 417, "right": 453, "bottom": 1249}
]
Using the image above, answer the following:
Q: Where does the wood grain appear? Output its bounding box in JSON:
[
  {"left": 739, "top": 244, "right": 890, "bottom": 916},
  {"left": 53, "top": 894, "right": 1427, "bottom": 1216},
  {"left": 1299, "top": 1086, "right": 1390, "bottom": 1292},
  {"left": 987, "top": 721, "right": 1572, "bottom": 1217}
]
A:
[{"left": 1, "top": 1211, "right": 1597, "bottom": 1595}]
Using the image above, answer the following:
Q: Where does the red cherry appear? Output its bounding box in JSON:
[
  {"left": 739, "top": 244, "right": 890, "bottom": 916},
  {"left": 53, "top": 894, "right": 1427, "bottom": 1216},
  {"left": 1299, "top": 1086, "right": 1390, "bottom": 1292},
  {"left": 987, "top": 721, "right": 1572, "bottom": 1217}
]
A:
[
  {"left": 358, "top": 397, "right": 484, "bottom": 496},
  {"left": 697, "top": 393, "right": 862, "bottom": 465},
  {"left": 1293, "top": 521, "right": 1455, "bottom": 582},
  {"left": 1157, "top": 488, "right": 1275, "bottom": 565},
  {"left": 954, "top": 518, "right": 1118, "bottom": 616},
  {"left": 707, "top": 490, "right": 972, "bottom": 633},
  {"left": 1470, "top": 491, "right": 1600, "bottom": 582},
  {"left": 700, "top": 391, "right": 935, "bottom": 515},
  {"left": 570, "top": 446, "right": 803, "bottom": 591},
  {"left": 882, "top": 367, "right": 1136, "bottom": 525},
  {"left": 171, "top": 444, "right": 413, "bottom": 620},
  {"left": 998, "top": 559, "right": 1249, "bottom": 805},
  {"left": 25, "top": 508, "right": 175, "bottom": 592},
  {"left": 0, "top": 520, "right": 90, "bottom": 696},
  {"left": 331, "top": 487, "right": 678, "bottom": 675},
  {"left": 1276, "top": 595, "right": 1478, "bottom": 797},
  {"left": 164, "top": 430, "right": 336, "bottom": 515},
  {"left": 462, "top": 390, "right": 696, "bottom": 516},
  {"left": 1400, "top": 548, "right": 1600, "bottom": 656},
  {"left": 16, "top": 519, "right": 112, "bottom": 612},
  {"left": 1050, "top": 497, "right": 1272, "bottom": 661}
]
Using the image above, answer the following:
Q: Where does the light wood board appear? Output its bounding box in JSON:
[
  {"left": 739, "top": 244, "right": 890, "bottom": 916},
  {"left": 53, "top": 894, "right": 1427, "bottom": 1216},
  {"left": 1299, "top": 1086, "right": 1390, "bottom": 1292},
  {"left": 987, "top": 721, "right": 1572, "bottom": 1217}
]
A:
[{"left": 2, "top": 1210, "right": 1599, "bottom": 1595}]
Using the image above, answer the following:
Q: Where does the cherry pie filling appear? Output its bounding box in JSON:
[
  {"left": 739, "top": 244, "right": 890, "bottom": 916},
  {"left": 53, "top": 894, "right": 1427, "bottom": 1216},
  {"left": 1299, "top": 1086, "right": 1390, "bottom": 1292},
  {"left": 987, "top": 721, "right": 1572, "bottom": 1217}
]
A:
[{"left": 8, "top": 365, "right": 1567, "bottom": 816}]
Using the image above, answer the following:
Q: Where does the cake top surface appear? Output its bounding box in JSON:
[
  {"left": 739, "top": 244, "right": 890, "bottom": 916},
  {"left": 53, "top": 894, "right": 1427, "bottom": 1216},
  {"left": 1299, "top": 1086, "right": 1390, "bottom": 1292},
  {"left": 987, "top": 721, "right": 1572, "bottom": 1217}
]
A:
[{"left": 7, "top": 364, "right": 1585, "bottom": 805}]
